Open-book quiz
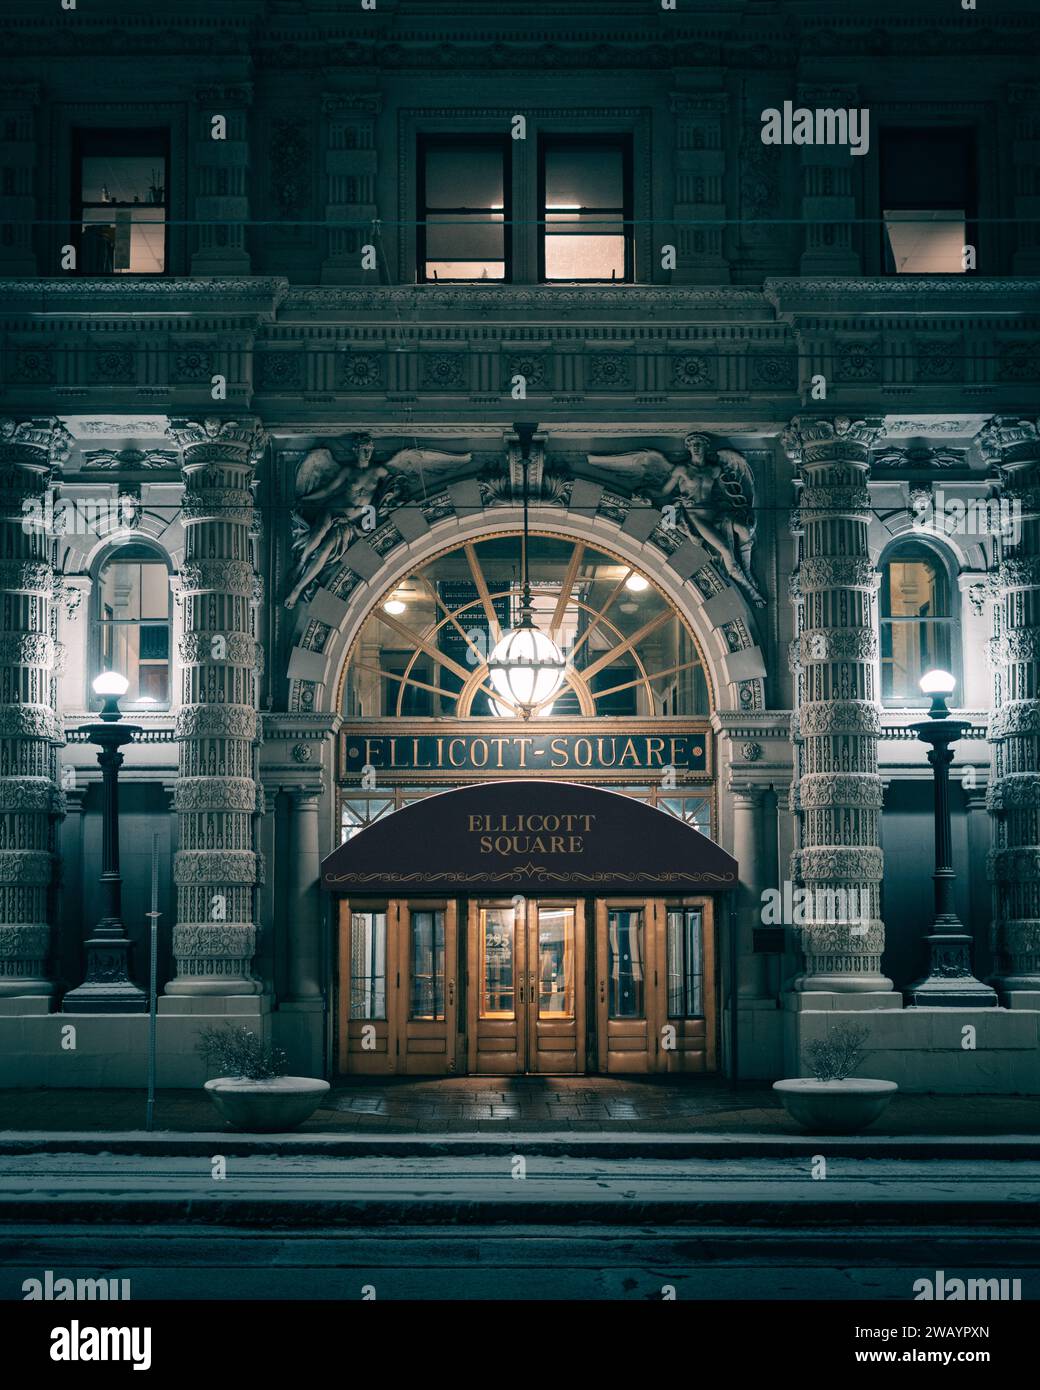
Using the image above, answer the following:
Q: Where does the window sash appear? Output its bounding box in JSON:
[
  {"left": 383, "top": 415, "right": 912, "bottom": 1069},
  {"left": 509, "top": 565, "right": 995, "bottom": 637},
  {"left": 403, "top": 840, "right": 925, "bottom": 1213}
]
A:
[
  {"left": 539, "top": 137, "right": 632, "bottom": 282},
  {"left": 418, "top": 136, "right": 510, "bottom": 283}
]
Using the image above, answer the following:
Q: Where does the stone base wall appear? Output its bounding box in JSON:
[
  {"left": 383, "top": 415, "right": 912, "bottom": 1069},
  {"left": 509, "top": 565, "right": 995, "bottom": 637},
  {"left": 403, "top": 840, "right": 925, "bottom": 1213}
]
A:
[{"left": 784, "top": 995, "right": 1040, "bottom": 1094}]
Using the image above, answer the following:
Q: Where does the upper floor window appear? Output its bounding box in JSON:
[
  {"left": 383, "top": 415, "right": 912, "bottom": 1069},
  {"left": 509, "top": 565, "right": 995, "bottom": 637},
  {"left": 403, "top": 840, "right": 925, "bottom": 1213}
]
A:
[
  {"left": 93, "top": 543, "right": 171, "bottom": 709},
  {"left": 879, "top": 540, "right": 958, "bottom": 705},
  {"left": 73, "top": 128, "right": 168, "bottom": 275},
  {"left": 540, "top": 136, "right": 632, "bottom": 282},
  {"left": 880, "top": 128, "right": 976, "bottom": 274},
  {"left": 418, "top": 135, "right": 509, "bottom": 282}
]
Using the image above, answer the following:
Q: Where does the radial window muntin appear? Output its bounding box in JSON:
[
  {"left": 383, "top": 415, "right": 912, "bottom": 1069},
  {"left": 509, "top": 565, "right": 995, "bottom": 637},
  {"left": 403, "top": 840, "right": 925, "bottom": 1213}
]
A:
[{"left": 339, "top": 531, "right": 713, "bottom": 720}]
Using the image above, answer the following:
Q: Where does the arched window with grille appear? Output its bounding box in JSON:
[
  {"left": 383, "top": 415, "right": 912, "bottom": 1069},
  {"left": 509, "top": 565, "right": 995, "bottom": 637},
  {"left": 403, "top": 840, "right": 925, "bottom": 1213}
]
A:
[
  {"left": 879, "top": 539, "right": 959, "bottom": 705},
  {"left": 91, "top": 541, "right": 172, "bottom": 709}
]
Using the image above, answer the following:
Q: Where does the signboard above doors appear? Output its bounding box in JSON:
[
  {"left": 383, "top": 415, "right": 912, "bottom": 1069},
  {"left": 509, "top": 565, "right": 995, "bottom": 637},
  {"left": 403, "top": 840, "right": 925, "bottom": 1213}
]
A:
[
  {"left": 322, "top": 779, "right": 737, "bottom": 893},
  {"left": 339, "top": 719, "right": 712, "bottom": 783}
]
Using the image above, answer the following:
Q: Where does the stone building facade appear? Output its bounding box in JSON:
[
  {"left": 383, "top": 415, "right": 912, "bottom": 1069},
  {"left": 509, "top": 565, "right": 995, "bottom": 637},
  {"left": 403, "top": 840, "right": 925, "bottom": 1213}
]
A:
[{"left": 0, "top": 0, "right": 1037, "bottom": 1091}]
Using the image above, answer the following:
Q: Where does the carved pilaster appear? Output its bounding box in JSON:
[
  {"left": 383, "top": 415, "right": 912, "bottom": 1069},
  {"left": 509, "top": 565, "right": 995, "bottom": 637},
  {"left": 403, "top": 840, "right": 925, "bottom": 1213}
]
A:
[
  {"left": 0, "top": 85, "right": 40, "bottom": 276},
  {"left": 166, "top": 418, "right": 266, "bottom": 995},
  {"left": 0, "top": 418, "right": 70, "bottom": 998},
  {"left": 320, "top": 93, "right": 382, "bottom": 285},
  {"left": 191, "top": 84, "right": 253, "bottom": 276},
  {"left": 668, "top": 93, "right": 731, "bottom": 284},
  {"left": 783, "top": 416, "right": 890, "bottom": 992},
  {"left": 1007, "top": 86, "right": 1040, "bottom": 276},
  {"left": 796, "top": 85, "right": 861, "bottom": 277},
  {"left": 980, "top": 416, "right": 1040, "bottom": 999}
]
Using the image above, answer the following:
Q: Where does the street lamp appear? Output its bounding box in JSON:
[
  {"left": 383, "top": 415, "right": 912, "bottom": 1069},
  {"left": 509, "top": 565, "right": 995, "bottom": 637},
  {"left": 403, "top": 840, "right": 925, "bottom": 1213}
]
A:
[
  {"left": 904, "top": 670, "right": 997, "bottom": 1008},
  {"left": 62, "top": 671, "right": 148, "bottom": 1012}
]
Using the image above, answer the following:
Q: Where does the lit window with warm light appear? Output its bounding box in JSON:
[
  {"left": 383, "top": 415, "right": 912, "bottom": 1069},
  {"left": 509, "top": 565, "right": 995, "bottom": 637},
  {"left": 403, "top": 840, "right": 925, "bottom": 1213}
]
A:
[
  {"left": 540, "top": 136, "right": 631, "bottom": 282},
  {"left": 419, "top": 136, "right": 509, "bottom": 282},
  {"left": 75, "top": 128, "right": 168, "bottom": 275}
]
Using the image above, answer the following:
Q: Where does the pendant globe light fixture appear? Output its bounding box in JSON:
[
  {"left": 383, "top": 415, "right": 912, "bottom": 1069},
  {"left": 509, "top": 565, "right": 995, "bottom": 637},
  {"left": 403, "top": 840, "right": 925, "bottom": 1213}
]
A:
[{"left": 487, "top": 424, "right": 568, "bottom": 719}]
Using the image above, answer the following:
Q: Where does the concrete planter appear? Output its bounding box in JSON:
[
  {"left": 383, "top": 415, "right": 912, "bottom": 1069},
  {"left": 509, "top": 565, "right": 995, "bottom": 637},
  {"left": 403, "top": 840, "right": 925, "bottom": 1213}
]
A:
[
  {"left": 773, "top": 1078, "right": 898, "bottom": 1134},
  {"left": 204, "top": 1076, "right": 331, "bottom": 1132}
]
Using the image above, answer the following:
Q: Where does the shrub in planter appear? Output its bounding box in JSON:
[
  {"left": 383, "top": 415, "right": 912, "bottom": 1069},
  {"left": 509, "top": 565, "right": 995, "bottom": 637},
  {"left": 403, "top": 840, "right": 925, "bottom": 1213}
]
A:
[
  {"left": 773, "top": 1022, "right": 898, "bottom": 1134},
  {"left": 197, "top": 1025, "right": 330, "bottom": 1133}
]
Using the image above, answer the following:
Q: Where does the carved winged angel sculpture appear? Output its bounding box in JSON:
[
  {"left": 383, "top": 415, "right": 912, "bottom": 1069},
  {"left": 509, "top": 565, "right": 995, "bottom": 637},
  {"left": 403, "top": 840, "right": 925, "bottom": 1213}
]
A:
[
  {"left": 587, "top": 433, "right": 766, "bottom": 607},
  {"left": 284, "top": 433, "right": 472, "bottom": 609}
]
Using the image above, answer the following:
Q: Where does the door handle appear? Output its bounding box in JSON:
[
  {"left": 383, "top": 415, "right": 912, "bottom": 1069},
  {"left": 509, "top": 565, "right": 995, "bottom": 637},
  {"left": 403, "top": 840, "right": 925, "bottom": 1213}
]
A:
[
  {"left": 599, "top": 980, "right": 605, "bottom": 1003},
  {"left": 518, "top": 983, "right": 525, "bottom": 1005},
  {"left": 448, "top": 979, "right": 454, "bottom": 1007}
]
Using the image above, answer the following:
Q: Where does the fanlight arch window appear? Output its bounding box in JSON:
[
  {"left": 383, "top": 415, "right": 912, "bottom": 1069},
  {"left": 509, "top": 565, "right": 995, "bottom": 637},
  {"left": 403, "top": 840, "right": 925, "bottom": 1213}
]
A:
[
  {"left": 91, "top": 541, "right": 172, "bottom": 709},
  {"left": 340, "top": 533, "right": 711, "bottom": 720},
  {"left": 879, "top": 540, "right": 958, "bottom": 705}
]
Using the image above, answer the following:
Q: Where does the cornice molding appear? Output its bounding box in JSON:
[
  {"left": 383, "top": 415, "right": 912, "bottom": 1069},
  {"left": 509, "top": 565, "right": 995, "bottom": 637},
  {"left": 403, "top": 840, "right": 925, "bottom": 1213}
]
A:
[{"left": 765, "top": 278, "right": 1040, "bottom": 316}]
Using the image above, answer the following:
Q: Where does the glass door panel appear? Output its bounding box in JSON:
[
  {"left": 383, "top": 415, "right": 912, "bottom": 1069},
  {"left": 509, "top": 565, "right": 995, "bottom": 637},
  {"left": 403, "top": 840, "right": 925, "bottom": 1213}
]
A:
[
  {"left": 479, "top": 906, "right": 516, "bottom": 1019},
  {"left": 410, "top": 909, "right": 446, "bottom": 1020},
  {"left": 338, "top": 901, "right": 394, "bottom": 1074},
  {"left": 399, "top": 902, "right": 458, "bottom": 1075},
  {"left": 350, "top": 909, "right": 387, "bottom": 1019},
  {"left": 525, "top": 901, "right": 583, "bottom": 1074},
  {"left": 660, "top": 900, "right": 715, "bottom": 1074},
  {"left": 537, "top": 906, "right": 574, "bottom": 1017},
  {"left": 607, "top": 908, "right": 645, "bottom": 1019},
  {"left": 666, "top": 907, "right": 703, "bottom": 1019}
]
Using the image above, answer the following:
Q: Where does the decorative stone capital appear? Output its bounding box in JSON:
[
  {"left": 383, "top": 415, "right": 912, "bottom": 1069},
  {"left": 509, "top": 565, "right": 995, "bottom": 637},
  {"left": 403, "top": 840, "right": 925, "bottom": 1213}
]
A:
[
  {"left": 781, "top": 416, "right": 886, "bottom": 466},
  {"left": 978, "top": 416, "right": 1039, "bottom": 470},
  {"left": 170, "top": 417, "right": 267, "bottom": 471},
  {"left": 0, "top": 417, "right": 73, "bottom": 478}
]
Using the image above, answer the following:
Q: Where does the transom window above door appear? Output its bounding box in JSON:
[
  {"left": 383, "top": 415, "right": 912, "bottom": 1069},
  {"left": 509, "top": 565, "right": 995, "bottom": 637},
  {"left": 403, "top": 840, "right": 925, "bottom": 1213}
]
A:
[{"left": 340, "top": 532, "right": 710, "bottom": 719}]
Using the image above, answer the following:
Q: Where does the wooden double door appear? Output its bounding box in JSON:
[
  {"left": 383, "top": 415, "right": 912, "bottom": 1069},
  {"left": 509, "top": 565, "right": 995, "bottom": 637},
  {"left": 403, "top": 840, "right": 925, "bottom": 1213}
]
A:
[
  {"left": 336, "top": 895, "right": 716, "bottom": 1076},
  {"left": 468, "top": 899, "right": 585, "bottom": 1074}
]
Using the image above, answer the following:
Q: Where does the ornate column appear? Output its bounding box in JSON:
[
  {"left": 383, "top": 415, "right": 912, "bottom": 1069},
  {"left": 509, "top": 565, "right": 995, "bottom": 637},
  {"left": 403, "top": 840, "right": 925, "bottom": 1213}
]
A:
[
  {"left": 286, "top": 784, "right": 324, "bottom": 1002},
  {"left": 730, "top": 784, "right": 768, "bottom": 998},
  {"left": 0, "top": 419, "right": 68, "bottom": 1001},
  {"left": 165, "top": 418, "right": 265, "bottom": 997},
  {"left": 981, "top": 417, "right": 1040, "bottom": 1003},
  {"left": 783, "top": 416, "right": 891, "bottom": 993}
]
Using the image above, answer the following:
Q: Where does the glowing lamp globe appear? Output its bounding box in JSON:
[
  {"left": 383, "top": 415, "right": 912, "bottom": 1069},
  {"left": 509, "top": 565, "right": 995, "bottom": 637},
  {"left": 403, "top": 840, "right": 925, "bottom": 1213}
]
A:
[
  {"left": 93, "top": 670, "right": 130, "bottom": 721},
  {"left": 920, "top": 668, "right": 956, "bottom": 719},
  {"left": 488, "top": 618, "right": 566, "bottom": 719}
]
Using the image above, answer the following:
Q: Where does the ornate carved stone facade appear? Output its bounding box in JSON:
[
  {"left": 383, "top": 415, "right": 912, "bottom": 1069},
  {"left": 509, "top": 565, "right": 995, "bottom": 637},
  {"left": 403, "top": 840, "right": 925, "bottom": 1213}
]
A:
[
  {"left": 0, "top": 418, "right": 67, "bottom": 997},
  {"left": 785, "top": 417, "right": 889, "bottom": 993},
  {"left": 982, "top": 417, "right": 1040, "bottom": 997},
  {"left": 166, "top": 419, "right": 265, "bottom": 996}
]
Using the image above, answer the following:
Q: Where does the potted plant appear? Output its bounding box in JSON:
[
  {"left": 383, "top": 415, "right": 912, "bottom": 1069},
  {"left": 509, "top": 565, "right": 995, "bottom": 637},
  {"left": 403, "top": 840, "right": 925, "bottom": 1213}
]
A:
[
  {"left": 773, "top": 1023, "right": 898, "bottom": 1134},
  {"left": 198, "top": 1025, "right": 330, "bottom": 1133}
]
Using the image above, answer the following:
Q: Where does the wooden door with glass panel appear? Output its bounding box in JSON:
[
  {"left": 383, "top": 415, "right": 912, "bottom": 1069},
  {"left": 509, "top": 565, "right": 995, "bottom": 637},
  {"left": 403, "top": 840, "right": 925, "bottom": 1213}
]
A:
[
  {"left": 337, "top": 899, "right": 393, "bottom": 1074},
  {"left": 337, "top": 899, "right": 458, "bottom": 1075},
  {"left": 468, "top": 898, "right": 584, "bottom": 1074},
  {"left": 595, "top": 899, "right": 656, "bottom": 1073},
  {"left": 661, "top": 898, "right": 716, "bottom": 1073},
  {"left": 595, "top": 897, "right": 716, "bottom": 1073},
  {"left": 398, "top": 900, "right": 458, "bottom": 1074}
]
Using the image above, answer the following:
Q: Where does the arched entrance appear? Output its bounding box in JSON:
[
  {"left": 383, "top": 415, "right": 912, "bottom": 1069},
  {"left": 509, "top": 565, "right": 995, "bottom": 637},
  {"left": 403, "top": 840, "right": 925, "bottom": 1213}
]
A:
[{"left": 322, "top": 781, "right": 737, "bottom": 1077}]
